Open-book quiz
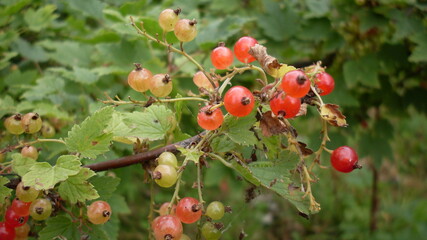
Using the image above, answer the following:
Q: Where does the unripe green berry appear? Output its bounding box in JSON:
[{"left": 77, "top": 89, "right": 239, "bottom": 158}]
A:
[
  {"left": 21, "top": 113, "right": 42, "bottom": 134},
  {"left": 157, "top": 152, "right": 178, "bottom": 168},
  {"left": 158, "top": 8, "right": 181, "bottom": 32},
  {"left": 21, "top": 145, "right": 38, "bottom": 160},
  {"left": 29, "top": 198, "right": 52, "bottom": 221},
  {"left": 153, "top": 164, "right": 178, "bottom": 188},
  {"left": 174, "top": 19, "right": 197, "bottom": 42},
  {"left": 206, "top": 201, "right": 225, "bottom": 220},
  {"left": 4, "top": 114, "right": 24, "bottom": 135}
]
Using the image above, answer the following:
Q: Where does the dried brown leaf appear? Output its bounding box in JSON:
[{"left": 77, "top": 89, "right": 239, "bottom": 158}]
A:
[
  {"left": 248, "top": 44, "right": 295, "bottom": 78},
  {"left": 259, "top": 111, "right": 287, "bottom": 137},
  {"left": 320, "top": 104, "right": 348, "bottom": 127}
]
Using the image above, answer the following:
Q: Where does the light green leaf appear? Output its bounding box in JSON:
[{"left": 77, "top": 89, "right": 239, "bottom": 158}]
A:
[
  {"left": 409, "top": 32, "right": 427, "bottom": 62},
  {"left": 0, "top": 95, "right": 15, "bottom": 118},
  {"left": 13, "top": 38, "right": 48, "bottom": 62},
  {"left": 58, "top": 168, "right": 99, "bottom": 204},
  {"left": 123, "top": 105, "right": 176, "bottom": 141},
  {"left": 65, "top": 107, "right": 114, "bottom": 159},
  {"left": 21, "top": 75, "right": 65, "bottom": 101},
  {"left": 24, "top": 5, "right": 58, "bottom": 32},
  {"left": 22, "top": 155, "right": 81, "bottom": 190},
  {"left": 0, "top": 52, "right": 18, "bottom": 70},
  {"left": 177, "top": 146, "right": 203, "bottom": 164},
  {"left": 221, "top": 111, "right": 258, "bottom": 146},
  {"left": 11, "top": 153, "right": 36, "bottom": 176},
  {"left": 89, "top": 176, "right": 120, "bottom": 201},
  {"left": 72, "top": 66, "right": 99, "bottom": 84},
  {"left": 0, "top": 176, "right": 12, "bottom": 205},
  {"left": 67, "top": 0, "right": 105, "bottom": 20}
]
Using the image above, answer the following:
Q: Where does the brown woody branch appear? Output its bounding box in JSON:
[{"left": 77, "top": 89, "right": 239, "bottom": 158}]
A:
[{"left": 83, "top": 132, "right": 205, "bottom": 172}]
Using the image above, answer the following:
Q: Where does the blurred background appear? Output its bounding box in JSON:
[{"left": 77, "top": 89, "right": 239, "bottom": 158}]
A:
[{"left": 1, "top": 0, "right": 426, "bottom": 239}]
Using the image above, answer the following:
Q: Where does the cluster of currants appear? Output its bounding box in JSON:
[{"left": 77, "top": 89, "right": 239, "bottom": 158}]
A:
[{"left": 3, "top": 113, "right": 55, "bottom": 140}]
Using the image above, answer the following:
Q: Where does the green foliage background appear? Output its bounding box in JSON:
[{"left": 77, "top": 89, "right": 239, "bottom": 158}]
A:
[{"left": 1, "top": 0, "right": 426, "bottom": 239}]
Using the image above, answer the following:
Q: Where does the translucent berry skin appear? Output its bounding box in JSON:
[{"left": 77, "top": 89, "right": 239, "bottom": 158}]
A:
[
  {"left": 127, "top": 66, "right": 153, "bottom": 93},
  {"left": 280, "top": 70, "right": 310, "bottom": 98},
  {"left": 5, "top": 208, "right": 29, "bottom": 228},
  {"left": 224, "top": 86, "right": 255, "bottom": 117},
  {"left": 174, "top": 19, "right": 197, "bottom": 42},
  {"left": 159, "top": 202, "right": 176, "bottom": 216},
  {"left": 234, "top": 36, "right": 258, "bottom": 63},
  {"left": 157, "top": 152, "right": 178, "bottom": 169},
  {"left": 197, "top": 106, "right": 224, "bottom": 130},
  {"left": 21, "top": 146, "right": 38, "bottom": 160},
  {"left": 210, "top": 46, "right": 234, "bottom": 70},
  {"left": 154, "top": 165, "right": 178, "bottom": 188},
  {"left": 16, "top": 182, "right": 40, "bottom": 203},
  {"left": 315, "top": 72, "right": 335, "bottom": 96},
  {"left": 29, "top": 198, "right": 52, "bottom": 221},
  {"left": 193, "top": 71, "right": 218, "bottom": 91},
  {"left": 14, "top": 223, "right": 30, "bottom": 238},
  {"left": 21, "top": 113, "right": 42, "bottom": 134},
  {"left": 176, "top": 197, "right": 202, "bottom": 224},
  {"left": 0, "top": 222, "right": 15, "bottom": 240},
  {"left": 205, "top": 201, "right": 225, "bottom": 220},
  {"left": 330, "top": 146, "right": 359, "bottom": 173},
  {"left": 152, "top": 215, "right": 183, "bottom": 240},
  {"left": 201, "top": 222, "right": 221, "bottom": 240},
  {"left": 150, "top": 74, "right": 173, "bottom": 97},
  {"left": 158, "top": 9, "right": 180, "bottom": 32},
  {"left": 41, "top": 122, "right": 56, "bottom": 138},
  {"left": 87, "top": 201, "right": 112, "bottom": 225},
  {"left": 4, "top": 114, "right": 24, "bottom": 135},
  {"left": 269, "top": 92, "right": 301, "bottom": 119},
  {"left": 11, "top": 198, "right": 32, "bottom": 216}
]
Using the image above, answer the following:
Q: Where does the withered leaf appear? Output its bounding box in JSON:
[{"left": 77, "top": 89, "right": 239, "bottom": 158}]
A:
[
  {"left": 289, "top": 141, "right": 313, "bottom": 156},
  {"left": 259, "top": 111, "right": 287, "bottom": 137},
  {"left": 248, "top": 44, "right": 295, "bottom": 78},
  {"left": 320, "top": 104, "right": 348, "bottom": 127},
  {"left": 296, "top": 103, "right": 308, "bottom": 117}
]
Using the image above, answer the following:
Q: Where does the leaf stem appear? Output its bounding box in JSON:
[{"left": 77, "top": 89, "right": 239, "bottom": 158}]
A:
[
  {"left": 101, "top": 95, "right": 208, "bottom": 106},
  {"left": 208, "top": 153, "right": 233, "bottom": 169}
]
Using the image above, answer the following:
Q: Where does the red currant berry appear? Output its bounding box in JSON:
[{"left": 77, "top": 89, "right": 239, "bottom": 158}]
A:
[
  {"left": 21, "top": 145, "right": 38, "bottom": 160},
  {"left": 174, "top": 19, "right": 197, "bottom": 42},
  {"left": 159, "top": 202, "right": 176, "bottom": 216},
  {"left": 176, "top": 197, "right": 202, "bottom": 224},
  {"left": 234, "top": 36, "right": 258, "bottom": 63},
  {"left": 0, "top": 222, "right": 15, "bottom": 240},
  {"left": 315, "top": 72, "right": 335, "bottom": 96},
  {"left": 128, "top": 63, "right": 153, "bottom": 93},
  {"left": 4, "top": 114, "right": 24, "bottom": 135},
  {"left": 330, "top": 146, "right": 360, "bottom": 173},
  {"left": 269, "top": 92, "right": 301, "bottom": 119},
  {"left": 29, "top": 198, "right": 52, "bottom": 221},
  {"left": 41, "top": 122, "right": 56, "bottom": 138},
  {"left": 152, "top": 215, "right": 183, "bottom": 240},
  {"left": 5, "top": 208, "right": 29, "bottom": 228},
  {"left": 158, "top": 8, "right": 181, "bottom": 32},
  {"left": 211, "top": 43, "right": 234, "bottom": 70},
  {"left": 153, "top": 165, "right": 178, "bottom": 188},
  {"left": 21, "top": 112, "right": 42, "bottom": 134},
  {"left": 11, "top": 198, "right": 31, "bottom": 216},
  {"left": 150, "top": 74, "right": 173, "bottom": 97},
  {"left": 14, "top": 223, "right": 30, "bottom": 238},
  {"left": 15, "top": 182, "right": 40, "bottom": 203},
  {"left": 197, "top": 106, "right": 224, "bottom": 130},
  {"left": 224, "top": 86, "right": 255, "bottom": 117},
  {"left": 87, "top": 201, "right": 112, "bottom": 225},
  {"left": 280, "top": 70, "right": 310, "bottom": 98}
]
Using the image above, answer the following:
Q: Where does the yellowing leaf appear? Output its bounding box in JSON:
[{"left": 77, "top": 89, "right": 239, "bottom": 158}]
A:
[{"left": 320, "top": 104, "right": 348, "bottom": 127}]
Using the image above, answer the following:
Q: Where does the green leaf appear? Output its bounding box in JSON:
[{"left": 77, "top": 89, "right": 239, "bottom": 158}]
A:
[
  {"left": 13, "top": 38, "right": 48, "bottom": 62},
  {"left": 109, "top": 194, "right": 131, "bottom": 214},
  {"left": 22, "top": 155, "right": 81, "bottom": 190},
  {"left": 67, "top": 0, "right": 105, "bottom": 20},
  {"left": 72, "top": 66, "right": 99, "bottom": 85},
  {"left": 21, "top": 75, "right": 65, "bottom": 101},
  {"left": 221, "top": 111, "right": 258, "bottom": 146},
  {"left": 38, "top": 215, "right": 80, "bottom": 240},
  {"left": 231, "top": 160, "right": 261, "bottom": 186},
  {"left": 0, "top": 95, "right": 15, "bottom": 118},
  {"left": 0, "top": 52, "right": 18, "bottom": 70},
  {"left": 11, "top": 153, "right": 36, "bottom": 176},
  {"left": 258, "top": 1, "right": 300, "bottom": 41},
  {"left": 304, "top": 0, "right": 330, "bottom": 18},
  {"left": 58, "top": 168, "right": 99, "bottom": 204},
  {"left": 24, "top": 5, "right": 58, "bottom": 32},
  {"left": 0, "top": 176, "right": 12, "bottom": 205},
  {"left": 409, "top": 32, "right": 427, "bottom": 62},
  {"left": 343, "top": 54, "right": 380, "bottom": 88},
  {"left": 89, "top": 176, "right": 120, "bottom": 200},
  {"left": 65, "top": 107, "right": 114, "bottom": 159},
  {"left": 177, "top": 146, "right": 203, "bottom": 164},
  {"left": 39, "top": 40, "right": 93, "bottom": 67},
  {"left": 123, "top": 105, "right": 176, "bottom": 141},
  {"left": 211, "top": 135, "right": 238, "bottom": 153}
]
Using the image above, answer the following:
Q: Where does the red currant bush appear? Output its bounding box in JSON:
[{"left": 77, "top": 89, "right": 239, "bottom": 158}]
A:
[
  {"left": 29, "top": 198, "right": 52, "bottom": 221},
  {"left": 234, "top": 36, "right": 258, "bottom": 63},
  {"left": 152, "top": 215, "right": 183, "bottom": 240},
  {"left": 197, "top": 105, "right": 224, "bottom": 130},
  {"left": 269, "top": 92, "right": 301, "bottom": 118},
  {"left": 211, "top": 43, "right": 234, "bottom": 70},
  {"left": 330, "top": 146, "right": 360, "bottom": 173},
  {"left": 127, "top": 63, "right": 153, "bottom": 93},
  {"left": 224, "top": 86, "right": 255, "bottom": 117},
  {"left": 150, "top": 74, "right": 173, "bottom": 97},
  {"left": 158, "top": 8, "right": 181, "bottom": 32},
  {"left": 21, "top": 145, "right": 38, "bottom": 160},
  {"left": 281, "top": 70, "right": 310, "bottom": 98},
  {"left": 153, "top": 164, "right": 178, "bottom": 188},
  {"left": 174, "top": 19, "right": 197, "bottom": 42},
  {"left": 0, "top": 222, "right": 15, "bottom": 240},
  {"left": 87, "top": 201, "right": 112, "bottom": 225},
  {"left": 11, "top": 198, "right": 32, "bottom": 216},
  {"left": 193, "top": 71, "right": 218, "bottom": 91},
  {"left": 176, "top": 197, "right": 202, "bottom": 224},
  {"left": 4, "top": 114, "right": 24, "bottom": 135},
  {"left": 21, "top": 112, "right": 42, "bottom": 134},
  {"left": 315, "top": 72, "right": 335, "bottom": 96},
  {"left": 5, "top": 208, "right": 29, "bottom": 228},
  {"left": 15, "top": 182, "right": 40, "bottom": 203}
]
